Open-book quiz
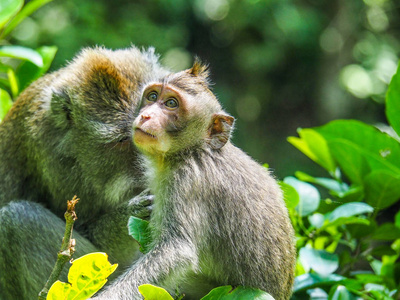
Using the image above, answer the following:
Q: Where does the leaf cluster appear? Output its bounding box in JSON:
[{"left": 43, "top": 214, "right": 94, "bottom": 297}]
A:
[
  {"left": 285, "top": 62, "right": 400, "bottom": 299},
  {"left": 0, "top": 0, "right": 57, "bottom": 121}
]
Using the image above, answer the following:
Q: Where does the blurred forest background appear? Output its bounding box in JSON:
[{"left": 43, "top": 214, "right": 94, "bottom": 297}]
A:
[{"left": 6, "top": 0, "right": 400, "bottom": 178}]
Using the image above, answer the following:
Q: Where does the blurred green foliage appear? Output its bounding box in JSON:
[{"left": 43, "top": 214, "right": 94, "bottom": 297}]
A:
[
  {"left": 0, "top": 0, "right": 57, "bottom": 121},
  {"left": 2, "top": 1, "right": 400, "bottom": 299},
  {"left": 5, "top": 0, "right": 399, "bottom": 176},
  {"left": 284, "top": 62, "right": 400, "bottom": 299}
]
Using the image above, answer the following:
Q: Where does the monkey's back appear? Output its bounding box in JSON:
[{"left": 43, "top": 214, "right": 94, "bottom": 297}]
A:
[
  {"left": 204, "top": 143, "right": 295, "bottom": 299},
  {"left": 150, "top": 142, "right": 295, "bottom": 300}
]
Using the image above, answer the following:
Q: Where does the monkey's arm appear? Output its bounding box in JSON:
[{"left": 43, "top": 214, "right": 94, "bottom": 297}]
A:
[
  {"left": 94, "top": 237, "right": 197, "bottom": 300},
  {"left": 85, "top": 192, "right": 153, "bottom": 268}
]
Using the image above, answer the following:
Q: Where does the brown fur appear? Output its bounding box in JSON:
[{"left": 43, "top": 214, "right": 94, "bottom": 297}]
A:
[
  {"left": 95, "top": 62, "right": 296, "bottom": 300},
  {"left": 0, "top": 46, "right": 168, "bottom": 300}
]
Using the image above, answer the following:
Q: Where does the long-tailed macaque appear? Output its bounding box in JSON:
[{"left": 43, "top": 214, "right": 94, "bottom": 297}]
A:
[
  {"left": 0, "top": 46, "right": 168, "bottom": 300},
  {"left": 95, "top": 60, "right": 296, "bottom": 300}
]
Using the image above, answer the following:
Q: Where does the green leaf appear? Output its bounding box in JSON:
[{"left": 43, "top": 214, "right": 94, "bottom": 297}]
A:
[
  {"left": 0, "top": 46, "right": 43, "bottom": 67},
  {"left": 0, "top": 0, "right": 23, "bottom": 29},
  {"left": 315, "top": 120, "right": 400, "bottom": 175},
  {"left": 365, "top": 286, "right": 393, "bottom": 300},
  {"left": 328, "top": 202, "right": 373, "bottom": 222},
  {"left": 308, "top": 213, "right": 325, "bottom": 229},
  {"left": 381, "top": 255, "right": 398, "bottom": 279},
  {"left": 2, "top": 0, "right": 54, "bottom": 38},
  {"left": 395, "top": 211, "right": 400, "bottom": 228},
  {"left": 329, "top": 285, "right": 354, "bottom": 300},
  {"left": 386, "top": 61, "right": 400, "bottom": 137},
  {"left": 16, "top": 45, "right": 58, "bottom": 92},
  {"left": 365, "top": 283, "right": 386, "bottom": 292},
  {"left": 354, "top": 273, "right": 383, "bottom": 285},
  {"left": 128, "top": 216, "right": 152, "bottom": 253},
  {"left": 46, "top": 280, "right": 72, "bottom": 300},
  {"left": 372, "top": 223, "right": 400, "bottom": 241},
  {"left": 392, "top": 239, "right": 400, "bottom": 252},
  {"left": 7, "top": 68, "right": 18, "bottom": 97},
  {"left": 284, "top": 176, "right": 320, "bottom": 216},
  {"left": 201, "top": 285, "right": 275, "bottom": 300},
  {"left": 328, "top": 139, "right": 370, "bottom": 185},
  {"left": 320, "top": 216, "right": 370, "bottom": 231},
  {"left": 46, "top": 252, "right": 118, "bottom": 300},
  {"left": 279, "top": 181, "right": 299, "bottom": 209},
  {"left": 288, "top": 128, "right": 336, "bottom": 173},
  {"left": 370, "top": 245, "right": 397, "bottom": 257},
  {"left": 202, "top": 286, "right": 233, "bottom": 299},
  {"left": 295, "top": 171, "right": 349, "bottom": 193},
  {"left": 299, "top": 248, "right": 339, "bottom": 276},
  {"left": 0, "top": 78, "right": 11, "bottom": 91},
  {"left": 340, "top": 278, "right": 363, "bottom": 291},
  {"left": 310, "top": 288, "right": 329, "bottom": 299},
  {"left": 293, "top": 273, "right": 345, "bottom": 293},
  {"left": 330, "top": 186, "right": 364, "bottom": 203},
  {"left": 370, "top": 255, "right": 383, "bottom": 274},
  {"left": 138, "top": 284, "right": 174, "bottom": 300},
  {"left": 347, "top": 220, "right": 377, "bottom": 239},
  {"left": 364, "top": 170, "right": 400, "bottom": 210},
  {"left": 0, "top": 88, "right": 13, "bottom": 121}
]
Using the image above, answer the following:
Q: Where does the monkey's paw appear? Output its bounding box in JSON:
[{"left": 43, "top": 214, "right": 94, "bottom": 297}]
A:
[{"left": 128, "top": 189, "right": 154, "bottom": 220}]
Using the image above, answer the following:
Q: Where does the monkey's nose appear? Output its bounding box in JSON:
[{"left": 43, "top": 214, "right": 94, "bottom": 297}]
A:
[{"left": 141, "top": 114, "right": 151, "bottom": 121}]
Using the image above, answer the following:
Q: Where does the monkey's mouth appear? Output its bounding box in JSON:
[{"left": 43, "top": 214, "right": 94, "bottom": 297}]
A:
[{"left": 135, "top": 128, "right": 157, "bottom": 139}]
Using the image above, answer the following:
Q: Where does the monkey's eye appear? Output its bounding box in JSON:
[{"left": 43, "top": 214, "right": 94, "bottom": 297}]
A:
[
  {"left": 146, "top": 91, "right": 158, "bottom": 102},
  {"left": 165, "top": 98, "right": 179, "bottom": 109}
]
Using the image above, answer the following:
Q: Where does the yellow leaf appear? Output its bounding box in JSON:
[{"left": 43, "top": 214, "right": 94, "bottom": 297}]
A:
[
  {"left": 46, "top": 252, "right": 118, "bottom": 300},
  {"left": 47, "top": 281, "right": 71, "bottom": 300},
  {"left": 138, "top": 284, "right": 174, "bottom": 300}
]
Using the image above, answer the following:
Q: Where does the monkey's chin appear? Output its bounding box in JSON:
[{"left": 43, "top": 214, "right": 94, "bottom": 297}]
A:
[
  {"left": 133, "top": 128, "right": 159, "bottom": 150},
  {"left": 133, "top": 128, "right": 171, "bottom": 155}
]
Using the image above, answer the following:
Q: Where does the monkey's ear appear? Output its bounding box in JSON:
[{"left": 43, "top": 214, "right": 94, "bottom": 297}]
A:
[
  {"left": 72, "top": 50, "right": 130, "bottom": 104},
  {"left": 85, "top": 59, "right": 129, "bottom": 100},
  {"left": 50, "top": 88, "right": 72, "bottom": 129},
  {"left": 187, "top": 57, "right": 210, "bottom": 84},
  {"left": 207, "top": 113, "right": 235, "bottom": 150}
]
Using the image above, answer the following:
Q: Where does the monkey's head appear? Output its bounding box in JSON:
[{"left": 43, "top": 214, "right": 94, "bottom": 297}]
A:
[
  {"left": 38, "top": 47, "right": 167, "bottom": 205},
  {"left": 133, "top": 59, "right": 234, "bottom": 158}
]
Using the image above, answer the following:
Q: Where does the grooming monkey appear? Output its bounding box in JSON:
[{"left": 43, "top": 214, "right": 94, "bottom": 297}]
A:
[
  {"left": 0, "top": 46, "right": 168, "bottom": 299},
  {"left": 95, "top": 61, "right": 296, "bottom": 300}
]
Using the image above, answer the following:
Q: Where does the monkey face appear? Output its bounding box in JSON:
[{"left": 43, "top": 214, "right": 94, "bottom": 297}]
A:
[
  {"left": 134, "top": 60, "right": 235, "bottom": 159},
  {"left": 133, "top": 83, "right": 186, "bottom": 155}
]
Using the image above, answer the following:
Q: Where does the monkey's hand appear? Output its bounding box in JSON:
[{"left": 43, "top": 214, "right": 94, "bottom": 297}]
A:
[{"left": 128, "top": 189, "right": 154, "bottom": 220}]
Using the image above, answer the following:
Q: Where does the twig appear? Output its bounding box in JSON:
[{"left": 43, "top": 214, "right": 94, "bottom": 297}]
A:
[{"left": 38, "top": 196, "right": 80, "bottom": 300}]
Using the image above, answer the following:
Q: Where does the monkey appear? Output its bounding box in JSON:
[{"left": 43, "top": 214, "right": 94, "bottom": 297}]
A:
[
  {"left": 94, "top": 60, "right": 296, "bottom": 300},
  {"left": 0, "top": 46, "right": 169, "bottom": 300}
]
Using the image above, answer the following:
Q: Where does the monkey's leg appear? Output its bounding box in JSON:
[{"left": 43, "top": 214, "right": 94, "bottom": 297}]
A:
[{"left": 0, "top": 200, "right": 98, "bottom": 300}]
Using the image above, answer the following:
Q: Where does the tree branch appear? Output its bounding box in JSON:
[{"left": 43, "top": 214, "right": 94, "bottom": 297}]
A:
[{"left": 38, "top": 196, "right": 80, "bottom": 300}]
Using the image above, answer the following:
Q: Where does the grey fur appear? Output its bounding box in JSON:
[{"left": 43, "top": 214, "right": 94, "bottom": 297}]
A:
[
  {"left": 95, "top": 68, "right": 296, "bottom": 300},
  {"left": 0, "top": 46, "right": 168, "bottom": 299}
]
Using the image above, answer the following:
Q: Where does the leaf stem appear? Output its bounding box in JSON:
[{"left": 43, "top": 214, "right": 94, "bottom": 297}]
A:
[{"left": 38, "top": 196, "right": 79, "bottom": 300}]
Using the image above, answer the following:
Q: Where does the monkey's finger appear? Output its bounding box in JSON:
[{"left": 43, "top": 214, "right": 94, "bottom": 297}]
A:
[
  {"left": 128, "top": 194, "right": 154, "bottom": 207},
  {"left": 138, "top": 194, "right": 155, "bottom": 206},
  {"left": 132, "top": 205, "right": 153, "bottom": 219}
]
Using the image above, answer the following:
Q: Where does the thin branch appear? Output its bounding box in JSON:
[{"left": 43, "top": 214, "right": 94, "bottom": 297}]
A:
[{"left": 38, "top": 196, "right": 80, "bottom": 300}]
